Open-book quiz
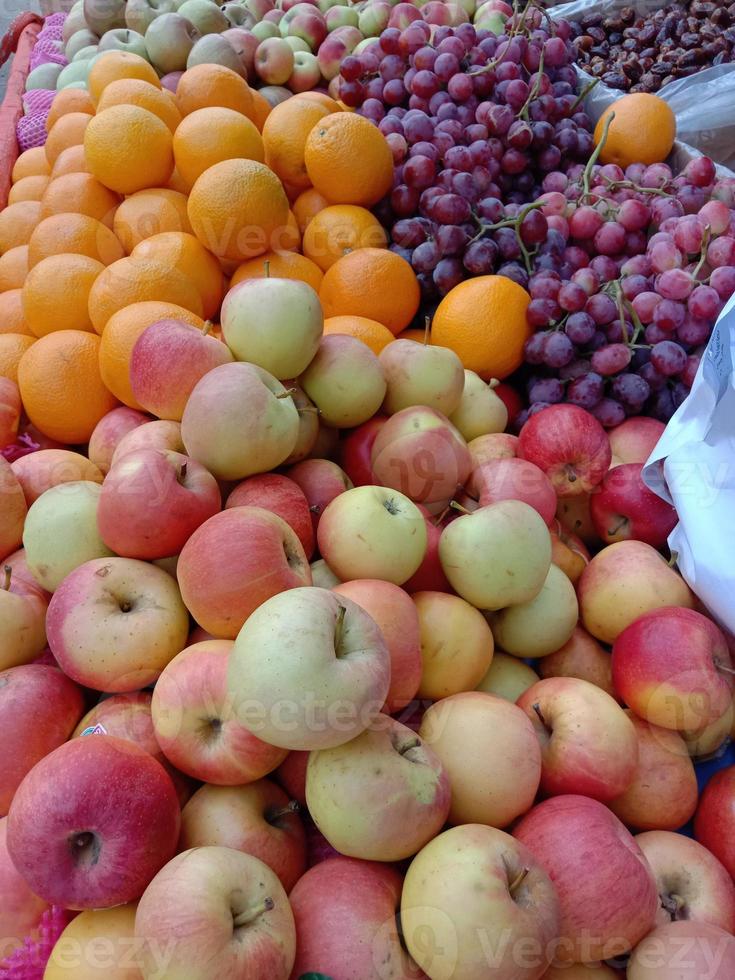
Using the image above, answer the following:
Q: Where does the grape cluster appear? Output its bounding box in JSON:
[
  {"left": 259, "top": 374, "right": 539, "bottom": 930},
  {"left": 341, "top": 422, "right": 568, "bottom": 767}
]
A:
[
  {"left": 337, "top": 11, "right": 596, "bottom": 300},
  {"left": 517, "top": 155, "right": 735, "bottom": 426}
]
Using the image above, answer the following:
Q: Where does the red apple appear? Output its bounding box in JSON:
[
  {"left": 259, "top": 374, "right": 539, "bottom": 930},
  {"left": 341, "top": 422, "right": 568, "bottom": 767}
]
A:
[
  {"left": 608, "top": 416, "right": 665, "bottom": 466},
  {"left": 388, "top": 2, "right": 421, "bottom": 28},
  {"left": 289, "top": 856, "right": 421, "bottom": 979},
  {"left": 538, "top": 625, "right": 615, "bottom": 698},
  {"left": 471, "top": 456, "right": 557, "bottom": 525},
  {"left": 179, "top": 778, "right": 306, "bottom": 892},
  {"left": 0, "top": 664, "right": 84, "bottom": 817},
  {"left": 338, "top": 415, "right": 386, "bottom": 487},
  {"left": 695, "top": 766, "right": 735, "bottom": 879},
  {"left": 637, "top": 830, "right": 735, "bottom": 934},
  {"left": 226, "top": 472, "right": 314, "bottom": 558},
  {"left": 514, "top": 795, "right": 658, "bottom": 962},
  {"left": 608, "top": 713, "right": 698, "bottom": 831},
  {"left": 111, "top": 418, "right": 184, "bottom": 465},
  {"left": 612, "top": 607, "right": 734, "bottom": 732},
  {"left": 332, "top": 578, "right": 421, "bottom": 713},
  {"left": 130, "top": 318, "right": 233, "bottom": 421},
  {"left": 7, "top": 736, "right": 180, "bottom": 909},
  {"left": 11, "top": 449, "right": 101, "bottom": 506},
  {"left": 176, "top": 506, "right": 311, "bottom": 639},
  {"left": 402, "top": 504, "right": 453, "bottom": 594},
  {"left": 467, "top": 432, "right": 519, "bottom": 482},
  {"left": 98, "top": 448, "right": 221, "bottom": 559},
  {"left": 371, "top": 405, "right": 471, "bottom": 507},
  {"left": 72, "top": 692, "right": 194, "bottom": 806},
  {"left": 627, "top": 920, "right": 735, "bottom": 979},
  {"left": 88, "top": 406, "right": 150, "bottom": 475},
  {"left": 590, "top": 462, "right": 677, "bottom": 547},
  {"left": 274, "top": 750, "right": 308, "bottom": 808},
  {"left": 518, "top": 404, "right": 611, "bottom": 497},
  {"left": 152, "top": 639, "right": 287, "bottom": 784},
  {"left": 517, "top": 676, "right": 638, "bottom": 802},
  {"left": 286, "top": 457, "right": 353, "bottom": 535},
  {"left": 578, "top": 540, "right": 695, "bottom": 645},
  {"left": 255, "top": 36, "right": 295, "bottom": 84}
]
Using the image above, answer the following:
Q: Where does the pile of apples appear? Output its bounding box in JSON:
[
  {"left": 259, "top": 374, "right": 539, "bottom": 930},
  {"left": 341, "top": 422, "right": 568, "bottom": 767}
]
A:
[
  {"left": 3, "top": 270, "right": 735, "bottom": 980},
  {"left": 51, "top": 0, "right": 485, "bottom": 97}
]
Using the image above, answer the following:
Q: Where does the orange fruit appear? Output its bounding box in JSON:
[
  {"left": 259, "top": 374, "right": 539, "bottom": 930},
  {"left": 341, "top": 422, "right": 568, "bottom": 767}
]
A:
[
  {"left": 44, "top": 112, "right": 92, "bottom": 166},
  {"left": 292, "top": 187, "right": 329, "bottom": 233},
  {"left": 187, "top": 159, "right": 289, "bottom": 262},
  {"left": 29, "top": 214, "right": 125, "bottom": 269},
  {"left": 99, "top": 301, "right": 204, "bottom": 408},
  {"left": 397, "top": 327, "right": 426, "bottom": 343},
  {"left": 297, "top": 91, "right": 340, "bottom": 112},
  {"left": 249, "top": 88, "right": 271, "bottom": 131},
  {"left": 84, "top": 105, "right": 174, "bottom": 195},
  {"left": 49, "top": 144, "right": 89, "bottom": 178},
  {"left": 230, "top": 250, "right": 323, "bottom": 292},
  {"left": 46, "top": 88, "right": 95, "bottom": 131},
  {"left": 8, "top": 175, "right": 49, "bottom": 204},
  {"left": 594, "top": 93, "right": 676, "bottom": 169},
  {"left": 113, "top": 189, "right": 192, "bottom": 253},
  {"left": 304, "top": 113, "right": 393, "bottom": 207},
  {"left": 40, "top": 173, "right": 120, "bottom": 228},
  {"left": 0, "top": 246, "right": 29, "bottom": 291},
  {"left": 166, "top": 168, "right": 190, "bottom": 194},
  {"left": 176, "top": 64, "right": 254, "bottom": 119},
  {"left": 262, "top": 98, "right": 332, "bottom": 191},
  {"left": 431, "top": 275, "right": 532, "bottom": 380},
  {"left": 323, "top": 315, "right": 394, "bottom": 355},
  {"left": 96, "top": 78, "right": 182, "bottom": 133},
  {"left": 88, "top": 255, "right": 204, "bottom": 334},
  {"left": 173, "top": 107, "right": 264, "bottom": 191},
  {"left": 11, "top": 147, "right": 50, "bottom": 182},
  {"left": 0, "top": 333, "right": 35, "bottom": 381},
  {"left": 302, "top": 204, "right": 387, "bottom": 272},
  {"left": 319, "top": 248, "right": 420, "bottom": 335},
  {"left": 279, "top": 210, "right": 301, "bottom": 252},
  {"left": 22, "top": 254, "right": 104, "bottom": 336},
  {"left": 0, "top": 202, "right": 41, "bottom": 253},
  {"left": 18, "top": 330, "right": 118, "bottom": 443},
  {"left": 132, "top": 232, "right": 224, "bottom": 319},
  {"left": 0, "top": 290, "right": 32, "bottom": 336},
  {"left": 88, "top": 51, "right": 161, "bottom": 106}
]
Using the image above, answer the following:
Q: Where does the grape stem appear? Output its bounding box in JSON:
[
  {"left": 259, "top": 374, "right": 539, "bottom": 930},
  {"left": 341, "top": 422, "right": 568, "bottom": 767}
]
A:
[
  {"left": 601, "top": 177, "right": 673, "bottom": 199},
  {"left": 581, "top": 111, "right": 615, "bottom": 202},
  {"left": 692, "top": 224, "right": 712, "bottom": 281},
  {"left": 519, "top": 47, "right": 545, "bottom": 122}
]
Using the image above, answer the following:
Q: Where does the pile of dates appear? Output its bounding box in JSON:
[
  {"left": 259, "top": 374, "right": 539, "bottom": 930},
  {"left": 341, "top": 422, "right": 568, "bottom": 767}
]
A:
[{"left": 569, "top": 1, "right": 735, "bottom": 92}]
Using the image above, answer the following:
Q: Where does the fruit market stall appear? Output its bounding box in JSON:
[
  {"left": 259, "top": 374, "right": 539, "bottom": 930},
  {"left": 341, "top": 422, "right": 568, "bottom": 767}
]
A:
[{"left": 3, "top": 1, "right": 735, "bottom": 979}]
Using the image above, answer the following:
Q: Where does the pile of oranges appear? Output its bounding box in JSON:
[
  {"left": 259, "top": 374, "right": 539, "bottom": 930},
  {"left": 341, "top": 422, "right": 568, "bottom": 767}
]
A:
[
  {"left": 0, "top": 50, "right": 533, "bottom": 450},
  {"left": 0, "top": 51, "right": 422, "bottom": 446}
]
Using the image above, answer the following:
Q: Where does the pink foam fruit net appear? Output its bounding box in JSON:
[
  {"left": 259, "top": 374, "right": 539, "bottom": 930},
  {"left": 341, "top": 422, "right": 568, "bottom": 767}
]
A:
[{"left": 16, "top": 11, "right": 68, "bottom": 152}]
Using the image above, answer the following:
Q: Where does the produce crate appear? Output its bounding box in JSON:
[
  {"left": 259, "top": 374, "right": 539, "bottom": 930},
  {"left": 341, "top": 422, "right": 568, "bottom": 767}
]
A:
[{"left": 0, "top": 13, "right": 43, "bottom": 209}]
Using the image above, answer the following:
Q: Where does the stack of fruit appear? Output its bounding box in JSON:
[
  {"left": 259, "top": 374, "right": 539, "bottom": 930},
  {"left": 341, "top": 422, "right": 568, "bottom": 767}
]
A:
[{"left": 1, "top": 16, "right": 735, "bottom": 980}]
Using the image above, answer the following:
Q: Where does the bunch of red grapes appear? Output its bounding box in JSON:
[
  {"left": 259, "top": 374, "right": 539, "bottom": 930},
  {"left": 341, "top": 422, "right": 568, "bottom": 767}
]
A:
[{"left": 336, "top": 8, "right": 735, "bottom": 426}]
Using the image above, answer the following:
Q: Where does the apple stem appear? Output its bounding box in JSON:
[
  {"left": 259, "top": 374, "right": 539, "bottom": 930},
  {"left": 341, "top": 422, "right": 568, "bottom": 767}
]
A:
[
  {"left": 334, "top": 603, "right": 346, "bottom": 648},
  {"left": 423, "top": 315, "right": 431, "bottom": 346},
  {"left": 201, "top": 320, "right": 213, "bottom": 337},
  {"left": 715, "top": 660, "right": 735, "bottom": 676},
  {"left": 488, "top": 378, "right": 500, "bottom": 389},
  {"left": 267, "top": 800, "right": 300, "bottom": 823},
  {"left": 661, "top": 893, "right": 685, "bottom": 920},
  {"left": 433, "top": 503, "right": 452, "bottom": 526},
  {"left": 298, "top": 405, "right": 319, "bottom": 415},
  {"left": 667, "top": 550, "right": 679, "bottom": 568},
  {"left": 607, "top": 516, "right": 628, "bottom": 536},
  {"left": 563, "top": 464, "right": 578, "bottom": 484},
  {"left": 179, "top": 461, "right": 187, "bottom": 481},
  {"left": 2, "top": 565, "right": 10, "bottom": 591},
  {"left": 233, "top": 897, "right": 274, "bottom": 928},
  {"left": 310, "top": 504, "right": 321, "bottom": 515},
  {"left": 396, "top": 736, "right": 421, "bottom": 756},
  {"left": 449, "top": 500, "right": 472, "bottom": 516},
  {"left": 532, "top": 702, "right": 552, "bottom": 736},
  {"left": 276, "top": 388, "right": 296, "bottom": 399},
  {"left": 508, "top": 867, "right": 530, "bottom": 896},
  {"left": 264, "top": 260, "right": 270, "bottom": 279}
]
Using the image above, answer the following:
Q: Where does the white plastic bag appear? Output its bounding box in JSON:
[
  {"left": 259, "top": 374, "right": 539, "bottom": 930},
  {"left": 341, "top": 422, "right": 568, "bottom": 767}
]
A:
[
  {"left": 549, "top": 0, "right": 735, "bottom": 168},
  {"left": 643, "top": 295, "right": 735, "bottom": 634}
]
